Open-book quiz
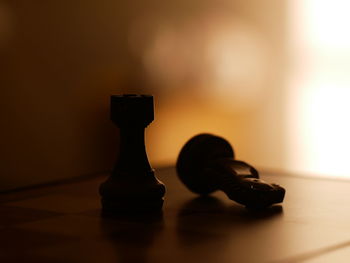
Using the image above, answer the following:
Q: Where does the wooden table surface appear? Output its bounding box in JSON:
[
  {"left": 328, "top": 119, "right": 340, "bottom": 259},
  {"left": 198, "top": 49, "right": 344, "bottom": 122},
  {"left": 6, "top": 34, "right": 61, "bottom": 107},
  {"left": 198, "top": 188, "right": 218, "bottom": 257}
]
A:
[{"left": 1, "top": 167, "right": 350, "bottom": 263}]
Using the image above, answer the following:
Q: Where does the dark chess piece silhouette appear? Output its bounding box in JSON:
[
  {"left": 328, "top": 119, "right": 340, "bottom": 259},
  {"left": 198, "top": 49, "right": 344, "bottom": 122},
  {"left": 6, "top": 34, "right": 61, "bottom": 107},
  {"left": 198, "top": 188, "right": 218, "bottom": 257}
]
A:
[
  {"left": 100, "top": 95, "right": 166, "bottom": 214},
  {"left": 176, "top": 134, "right": 285, "bottom": 209}
]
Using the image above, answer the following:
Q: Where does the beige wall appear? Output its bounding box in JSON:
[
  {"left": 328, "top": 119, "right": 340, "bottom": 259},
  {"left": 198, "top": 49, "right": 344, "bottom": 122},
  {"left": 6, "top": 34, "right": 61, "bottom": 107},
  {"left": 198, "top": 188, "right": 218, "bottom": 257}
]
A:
[
  {"left": 144, "top": 0, "right": 287, "bottom": 170},
  {"left": 0, "top": 0, "right": 286, "bottom": 191},
  {"left": 0, "top": 0, "right": 126, "bottom": 191}
]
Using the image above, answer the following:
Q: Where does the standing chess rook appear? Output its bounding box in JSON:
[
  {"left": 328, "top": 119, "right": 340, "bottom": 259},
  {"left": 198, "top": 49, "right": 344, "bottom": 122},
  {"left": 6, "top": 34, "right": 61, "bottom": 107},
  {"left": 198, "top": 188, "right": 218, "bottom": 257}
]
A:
[
  {"left": 100, "top": 94, "right": 165, "bottom": 213},
  {"left": 176, "top": 134, "right": 285, "bottom": 209}
]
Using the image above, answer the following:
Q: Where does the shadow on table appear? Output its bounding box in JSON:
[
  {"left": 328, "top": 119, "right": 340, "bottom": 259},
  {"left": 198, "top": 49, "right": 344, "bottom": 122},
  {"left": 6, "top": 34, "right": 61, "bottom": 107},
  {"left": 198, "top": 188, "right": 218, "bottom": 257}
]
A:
[
  {"left": 176, "top": 196, "right": 283, "bottom": 247},
  {"left": 100, "top": 212, "right": 164, "bottom": 263}
]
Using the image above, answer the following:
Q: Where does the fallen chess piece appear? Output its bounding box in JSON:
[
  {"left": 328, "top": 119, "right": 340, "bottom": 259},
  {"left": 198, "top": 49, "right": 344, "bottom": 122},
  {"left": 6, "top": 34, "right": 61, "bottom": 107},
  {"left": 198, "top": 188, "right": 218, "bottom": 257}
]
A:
[
  {"left": 99, "top": 95, "right": 166, "bottom": 214},
  {"left": 176, "top": 134, "right": 285, "bottom": 209}
]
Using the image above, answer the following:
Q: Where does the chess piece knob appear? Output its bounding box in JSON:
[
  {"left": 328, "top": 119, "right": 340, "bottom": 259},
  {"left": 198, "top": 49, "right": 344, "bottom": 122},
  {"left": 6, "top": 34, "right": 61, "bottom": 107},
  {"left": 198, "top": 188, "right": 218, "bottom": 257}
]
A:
[
  {"left": 100, "top": 95, "right": 166, "bottom": 214},
  {"left": 176, "top": 134, "right": 285, "bottom": 209}
]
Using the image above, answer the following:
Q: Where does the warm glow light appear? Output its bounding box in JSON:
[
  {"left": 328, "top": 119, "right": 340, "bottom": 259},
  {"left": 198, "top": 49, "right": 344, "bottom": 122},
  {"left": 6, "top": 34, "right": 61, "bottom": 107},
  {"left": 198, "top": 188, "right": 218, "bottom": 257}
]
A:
[
  {"left": 287, "top": 0, "right": 350, "bottom": 177},
  {"left": 204, "top": 21, "right": 269, "bottom": 111},
  {"left": 136, "top": 13, "right": 269, "bottom": 111},
  {"left": 130, "top": 6, "right": 283, "bottom": 169}
]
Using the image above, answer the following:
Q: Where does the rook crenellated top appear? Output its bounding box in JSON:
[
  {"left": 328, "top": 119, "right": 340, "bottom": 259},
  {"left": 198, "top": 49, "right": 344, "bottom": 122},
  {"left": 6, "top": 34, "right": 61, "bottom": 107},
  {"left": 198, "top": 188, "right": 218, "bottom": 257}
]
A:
[{"left": 110, "top": 94, "right": 154, "bottom": 127}]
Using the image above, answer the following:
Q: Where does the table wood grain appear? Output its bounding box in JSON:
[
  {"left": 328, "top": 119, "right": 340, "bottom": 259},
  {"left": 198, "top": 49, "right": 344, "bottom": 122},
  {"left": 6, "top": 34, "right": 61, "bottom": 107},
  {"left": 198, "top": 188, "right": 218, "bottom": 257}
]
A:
[{"left": 1, "top": 167, "right": 350, "bottom": 263}]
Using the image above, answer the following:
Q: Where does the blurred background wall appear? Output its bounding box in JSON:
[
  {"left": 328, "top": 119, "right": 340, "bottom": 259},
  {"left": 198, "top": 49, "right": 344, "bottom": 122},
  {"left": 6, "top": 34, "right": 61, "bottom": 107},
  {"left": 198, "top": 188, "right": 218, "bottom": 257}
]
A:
[
  {"left": 1, "top": 0, "right": 349, "bottom": 191},
  {"left": 286, "top": 0, "right": 350, "bottom": 178}
]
